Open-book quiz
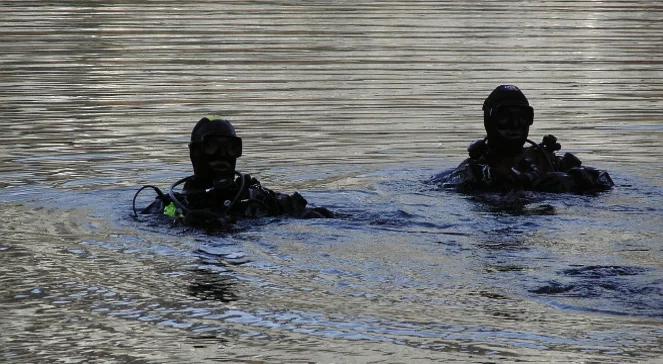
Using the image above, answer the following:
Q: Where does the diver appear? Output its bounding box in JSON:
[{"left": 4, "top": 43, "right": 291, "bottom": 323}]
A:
[
  {"left": 133, "top": 116, "right": 333, "bottom": 228},
  {"left": 432, "top": 85, "right": 614, "bottom": 193}
]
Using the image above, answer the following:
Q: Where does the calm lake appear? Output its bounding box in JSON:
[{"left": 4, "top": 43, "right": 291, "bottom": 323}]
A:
[{"left": 1, "top": 1, "right": 662, "bottom": 362}]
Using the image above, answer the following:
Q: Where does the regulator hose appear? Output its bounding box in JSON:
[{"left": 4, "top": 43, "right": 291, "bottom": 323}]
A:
[
  {"left": 134, "top": 171, "right": 268, "bottom": 221},
  {"left": 166, "top": 171, "right": 247, "bottom": 220},
  {"left": 132, "top": 185, "right": 166, "bottom": 218},
  {"left": 526, "top": 138, "right": 555, "bottom": 171}
]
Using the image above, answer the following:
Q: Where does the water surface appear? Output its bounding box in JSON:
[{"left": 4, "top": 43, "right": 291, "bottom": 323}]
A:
[{"left": 1, "top": 1, "right": 662, "bottom": 363}]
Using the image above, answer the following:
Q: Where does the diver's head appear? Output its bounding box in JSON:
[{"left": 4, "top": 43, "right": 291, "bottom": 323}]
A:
[
  {"left": 189, "top": 116, "right": 242, "bottom": 182},
  {"left": 483, "top": 85, "right": 533, "bottom": 155}
]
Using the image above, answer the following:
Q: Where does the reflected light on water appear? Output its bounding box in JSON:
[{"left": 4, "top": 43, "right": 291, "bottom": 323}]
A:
[{"left": 1, "top": 1, "right": 662, "bottom": 363}]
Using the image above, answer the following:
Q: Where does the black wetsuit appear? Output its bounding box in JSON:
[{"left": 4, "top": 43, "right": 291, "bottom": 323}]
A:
[
  {"left": 432, "top": 136, "right": 614, "bottom": 193},
  {"left": 141, "top": 173, "right": 333, "bottom": 228}
]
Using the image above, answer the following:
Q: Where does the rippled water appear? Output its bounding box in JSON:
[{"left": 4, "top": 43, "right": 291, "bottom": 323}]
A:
[{"left": 1, "top": 1, "right": 662, "bottom": 363}]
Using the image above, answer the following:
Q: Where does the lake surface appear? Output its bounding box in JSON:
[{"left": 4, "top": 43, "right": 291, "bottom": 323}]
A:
[{"left": 1, "top": 1, "right": 662, "bottom": 362}]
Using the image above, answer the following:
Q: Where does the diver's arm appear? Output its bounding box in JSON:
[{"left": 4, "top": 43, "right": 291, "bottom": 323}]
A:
[
  {"left": 535, "top": 166, "right": 613, "bottom": 193},
  {"left": 232, "top": 176, "right": 332, "bottom": 218},
  {"left": 271, "top": 190, "right": 333, "bottom": 218},
  {"left": 278, "top": 191, "right": 334, "bottom": 218},
  {"left": 533, "top": 150, "right": 613, "bottom": 192},
  {"left": 557, "top": 150, "right": 614, "bottom": 190},
  {"left": 568, "top": 166, "right": 614, "bottom": 192}
]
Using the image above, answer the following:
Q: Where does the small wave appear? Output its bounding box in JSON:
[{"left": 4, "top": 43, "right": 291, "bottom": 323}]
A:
[
  {"left": 529, "top": 265, "right": 663, "bottom": 318},
  {"left": 562, "top": 265, "right": 646, "bottom": 278}
]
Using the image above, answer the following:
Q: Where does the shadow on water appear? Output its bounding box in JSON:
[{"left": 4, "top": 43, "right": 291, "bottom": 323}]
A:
[
  {"left": 469, "top": 192, "right": 557, "bottom": 216},
  {"left": 188, "top": 268, "right": 238, "bottom": 304}
]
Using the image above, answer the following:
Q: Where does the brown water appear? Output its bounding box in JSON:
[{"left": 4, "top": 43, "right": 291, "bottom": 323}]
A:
[{"left": 1, "top": 1, "right": 663, "bottom": 363}]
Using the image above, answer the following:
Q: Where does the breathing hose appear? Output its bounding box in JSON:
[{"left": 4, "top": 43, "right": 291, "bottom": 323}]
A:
[
  {"left": 133, "top": 171, "right": 248, "bottom": 221},
  {"left": 526, "top": 138, "right": 555, "bottom": 171},
  {"left": 132, "top": 185, "right": 165, "bottom": 218}
]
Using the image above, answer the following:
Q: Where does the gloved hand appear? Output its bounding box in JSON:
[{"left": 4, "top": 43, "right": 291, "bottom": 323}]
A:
[{"left": 509, "top": 157, "right": 542, "bottom": 187}]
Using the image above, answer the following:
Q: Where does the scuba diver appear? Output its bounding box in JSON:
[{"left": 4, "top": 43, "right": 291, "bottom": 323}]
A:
[
  {"left": 432, "top": 85, "right": 614, "bottom": 193},
  {"left": 133, "top": 116, "right": 333, "bottom": 228}
]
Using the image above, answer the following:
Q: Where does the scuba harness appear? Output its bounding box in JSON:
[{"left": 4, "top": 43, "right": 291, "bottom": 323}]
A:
[
  {"left": 467, "top": 135, "right": 559, "bottom": 172},
  {"left": 132, "top": 171, "right": 248, "bottom": 222},
  {"left": 133, "top": 117, "right": 320, "bottom": 223},
  {"left": 465, "top": 135, "right": 563, "bottom": 188}
]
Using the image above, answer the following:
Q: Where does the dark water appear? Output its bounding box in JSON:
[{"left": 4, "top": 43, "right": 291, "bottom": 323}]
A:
[{"left": 1, "top": 1, "right": 662, "bottom": 362}]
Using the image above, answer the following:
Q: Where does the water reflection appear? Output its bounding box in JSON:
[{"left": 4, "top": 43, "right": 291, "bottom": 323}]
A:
[
  {"left": 2, "top": 1, "right": 662, "bottom": 189},
  {"left": 188, "top": 245, "right": 246, "bottom": 303},
  {"left": 188, "top": 268, "right": 237, "bottom": 303},
  {"left": 2, "top": 0, "right": 663, "bottom": 362},
  {"left": 469, "top": 192, "right": 558, "bottom": 216}
]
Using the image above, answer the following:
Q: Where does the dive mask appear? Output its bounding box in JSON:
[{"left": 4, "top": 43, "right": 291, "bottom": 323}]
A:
[
  {"left": 486, "top": 104, "right": 534, "bottom": 127},
  {"left": 192, "top": 135, "right": 243, "bottom": 159}
]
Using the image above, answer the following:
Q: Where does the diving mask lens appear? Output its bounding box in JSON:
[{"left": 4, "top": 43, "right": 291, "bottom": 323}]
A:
[
  {"left": 492, "top": 105, "right": 533, "bottom": 127},
  {"left": 202, "top": 136, "right": 242, "bottom": 158}
]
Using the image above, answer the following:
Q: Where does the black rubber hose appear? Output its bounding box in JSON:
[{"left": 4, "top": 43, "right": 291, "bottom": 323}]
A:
[
  {"left": 168, "top": 175, "right": 194, "bottom": 215},
  {"left": 526, "top": 138, "right": 555, "bottom": 171},
  {"left": 132, "top": 185, "right": 165, "bottom": 218},
  {"left": 165, "top": 171, "right": 247, "bottom": 221},
  {"left": 227, "top": 171, "right": 246, "bottom": 212}
]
